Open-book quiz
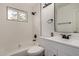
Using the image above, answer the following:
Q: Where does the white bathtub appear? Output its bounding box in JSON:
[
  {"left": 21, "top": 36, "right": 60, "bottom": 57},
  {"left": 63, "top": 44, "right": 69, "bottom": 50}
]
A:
[
  {"left": 8, "top": 48, "right": 28, "bottom": 56},
  {"left": 8, "top": 44, "right": 39, "bottom": 56}
]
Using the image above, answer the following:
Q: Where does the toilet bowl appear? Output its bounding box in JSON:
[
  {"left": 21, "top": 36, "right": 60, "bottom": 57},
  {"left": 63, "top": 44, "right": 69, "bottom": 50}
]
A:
[{"left": 27, "top": 46, "right": 44, "bottom": 56}]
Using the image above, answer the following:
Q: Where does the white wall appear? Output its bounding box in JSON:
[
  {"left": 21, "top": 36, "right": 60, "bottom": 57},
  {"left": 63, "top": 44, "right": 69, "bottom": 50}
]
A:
[
  {"left": 32, "top": 4, "right": 40, "bottom": 42},
  {"left": 32, "top": 3, "right": 54, "bottom": 42},
  {"left": 0, "top": 3, "right": 38, "bottom": 55},
  {"left": 41, "top": 4, "right": 54, "bottom": 37}
]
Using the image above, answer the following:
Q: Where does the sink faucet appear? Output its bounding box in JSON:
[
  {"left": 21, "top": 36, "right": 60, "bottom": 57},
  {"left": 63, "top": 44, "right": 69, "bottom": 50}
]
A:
[
  {"left": 60, "top": 34, "right": 66, "bottom": 39},
  {"left": 60, "top": 34, "right": 71, "bottom": 39},
  {"left": 66, "top": 35, "right": 71, "bottom": 39}
]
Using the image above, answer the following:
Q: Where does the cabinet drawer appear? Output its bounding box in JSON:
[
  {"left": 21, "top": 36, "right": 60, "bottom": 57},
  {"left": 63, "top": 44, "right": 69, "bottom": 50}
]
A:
[{"left": 39, "top": 39, "right": 58, "bottom": 48}]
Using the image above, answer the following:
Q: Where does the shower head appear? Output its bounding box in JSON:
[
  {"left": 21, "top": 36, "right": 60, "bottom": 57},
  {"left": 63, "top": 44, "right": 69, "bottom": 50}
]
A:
[{"left": 32, "top": 12, "right": 36, "bottom": 15}]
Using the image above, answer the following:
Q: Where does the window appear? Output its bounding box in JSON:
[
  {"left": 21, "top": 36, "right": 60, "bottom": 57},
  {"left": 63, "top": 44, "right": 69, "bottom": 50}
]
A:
[
  {"left": 18, "top": 11, "right": 27, "bottom": 22},
  {"left": 7, "top": 7, "right": 28, "bottom": 22},
  {"left": 8, "top": 7, "right": 18, "bottom": 20}
]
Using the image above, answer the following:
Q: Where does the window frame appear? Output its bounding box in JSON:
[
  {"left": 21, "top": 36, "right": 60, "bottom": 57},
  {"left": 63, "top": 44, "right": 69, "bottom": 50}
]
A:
[{"left": 7, "top": 6, "right": 28, "bottom": 23}]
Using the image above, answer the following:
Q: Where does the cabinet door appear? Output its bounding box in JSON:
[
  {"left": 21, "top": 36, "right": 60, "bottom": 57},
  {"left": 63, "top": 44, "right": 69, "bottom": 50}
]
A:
[
  {"left": 39, "top": 39, "right": 58, "bottom": 56},
  {"left": 45, "top": 48, "right": 57, "bottom": 56},
  {"left": 58, "top": 44, "right": 79, "bottom": 56}
]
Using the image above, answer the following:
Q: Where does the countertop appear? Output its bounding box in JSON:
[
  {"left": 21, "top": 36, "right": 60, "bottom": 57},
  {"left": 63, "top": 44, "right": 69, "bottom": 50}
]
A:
[{"left": 40, "top": 36, "right": 79, "bottom": 49}]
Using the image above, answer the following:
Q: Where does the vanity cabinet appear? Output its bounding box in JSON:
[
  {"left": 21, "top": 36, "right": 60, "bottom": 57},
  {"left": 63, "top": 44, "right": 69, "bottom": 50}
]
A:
[
  {"left": 58, "top": 44, "right": 79, "bottom": 56},
  {"left": 39, "top": 38, "right": 79, "bottom": 56},
  {"left": 39, "top": 38, "right": 58, "bottom": 56}
]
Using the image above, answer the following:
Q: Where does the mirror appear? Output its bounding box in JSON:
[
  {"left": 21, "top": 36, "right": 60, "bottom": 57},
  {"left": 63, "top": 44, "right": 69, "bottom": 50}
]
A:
[{"left": 55, "top": 3, "right": 79, "bottom": 33}]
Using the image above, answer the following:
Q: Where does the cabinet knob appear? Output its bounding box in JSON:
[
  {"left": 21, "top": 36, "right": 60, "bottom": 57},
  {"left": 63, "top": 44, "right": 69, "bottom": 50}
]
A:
[{"left": 53, "top": 54, "right": 56, "bottom": 56}]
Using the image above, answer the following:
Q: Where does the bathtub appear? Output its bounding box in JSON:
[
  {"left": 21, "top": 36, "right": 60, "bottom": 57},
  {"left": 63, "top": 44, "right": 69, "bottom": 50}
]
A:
[
  {"left": 8, "top": 44, "right": 39, "bottom": 56},
  {"left": 8, "top": 47, "right": 28, "bottom": 56}
]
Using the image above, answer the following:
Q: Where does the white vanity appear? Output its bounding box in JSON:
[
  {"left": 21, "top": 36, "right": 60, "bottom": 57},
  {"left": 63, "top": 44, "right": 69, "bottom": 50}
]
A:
[
  {"left": 40, "top": 3, "right": 79, "bottom": 56},
  {"left": 39, "top": 35, "right": 79, "bottom": 56}
]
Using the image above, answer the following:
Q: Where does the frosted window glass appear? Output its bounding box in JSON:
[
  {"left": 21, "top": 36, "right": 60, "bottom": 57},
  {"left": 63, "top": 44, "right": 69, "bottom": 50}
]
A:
[
  {"left": 18, "top": 11, "right": 27, "bottom": 22},
  {"left": 7, "top": 7, "right": 28, "bottom": 22},
  {"left": 8, "top": 8, "right": 17, "bottom": 20}
]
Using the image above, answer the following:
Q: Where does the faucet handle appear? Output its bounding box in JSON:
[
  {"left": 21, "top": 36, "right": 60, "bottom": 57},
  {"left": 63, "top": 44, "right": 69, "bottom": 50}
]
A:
[
  {"left": 60, "top": 34, "right": 66, "bottom": 38},
  {"left": 66, "top": 35, "right": 71, "bottom": 39}
]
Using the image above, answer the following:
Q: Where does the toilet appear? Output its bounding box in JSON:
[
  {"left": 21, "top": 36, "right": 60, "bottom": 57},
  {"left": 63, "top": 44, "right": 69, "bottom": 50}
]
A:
[{"left": 27, "top": 46, "right": 45, "bottom": 56}]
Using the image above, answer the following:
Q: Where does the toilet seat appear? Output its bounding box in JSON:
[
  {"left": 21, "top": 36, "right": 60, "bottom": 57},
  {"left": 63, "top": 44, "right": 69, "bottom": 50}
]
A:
[{"left": 27, "top": 46, "right": 44, "bottom": 56}]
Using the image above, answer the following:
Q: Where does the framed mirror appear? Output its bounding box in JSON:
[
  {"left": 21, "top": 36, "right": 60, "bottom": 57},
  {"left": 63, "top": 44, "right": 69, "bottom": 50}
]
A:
[{"left": 54, "top": 3, "right": 79, "bottom": 33}]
